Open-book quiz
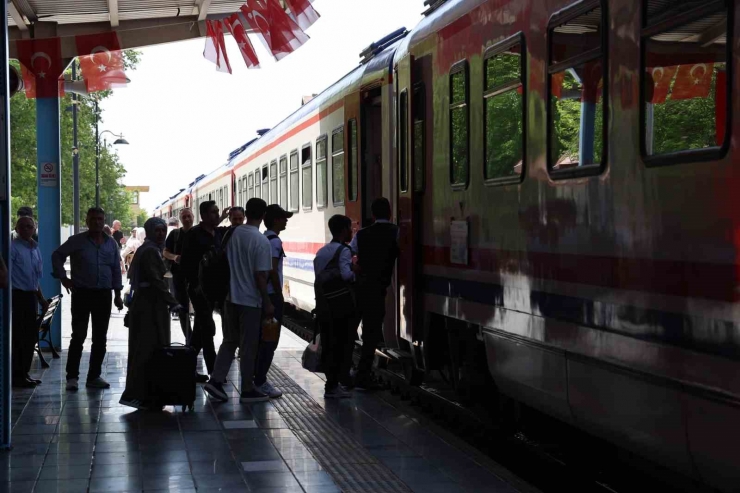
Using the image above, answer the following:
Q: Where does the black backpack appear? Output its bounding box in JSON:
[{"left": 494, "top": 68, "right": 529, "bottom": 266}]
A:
[
  {"left": 314, "top": 243, "right": 355, "bottom": 319},
  {"left": 198, "top": 228, "right": 234, "bottom": 307}
]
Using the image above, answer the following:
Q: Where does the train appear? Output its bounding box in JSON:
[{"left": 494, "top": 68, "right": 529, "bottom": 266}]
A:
[{"left": 154, "top": 0, "right": 738, "bottom": 489}]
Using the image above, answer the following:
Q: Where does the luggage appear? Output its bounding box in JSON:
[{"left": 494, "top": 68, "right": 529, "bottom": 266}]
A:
[
  {"left": 151, "top": 343, "right": 197, "bottom": 411},
  {"left": 301, "top": 334, "right": 323, "bottom": 373},
  {"left": 314, "top": 244, "right": 355, "bottom": 319},
  {"left": 198, "top": 228, "right": 234, "bottom": 307}
]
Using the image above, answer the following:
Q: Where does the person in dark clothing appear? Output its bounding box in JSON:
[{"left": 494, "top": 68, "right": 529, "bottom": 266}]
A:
[
  {"left": 164, "top": 208, "right": 195, "bottom": 340},
  {"left": 349, "top": 197, "right": 399, "bottom": 390},
  {"left": 111, "top": 220, "right": 125, "bottom": 248},
  {"left": 52, "top": 207, "right": 124, "bottom": 391},
  {"left": 179, "top": 201, "right": 229, "bottom": 382}
]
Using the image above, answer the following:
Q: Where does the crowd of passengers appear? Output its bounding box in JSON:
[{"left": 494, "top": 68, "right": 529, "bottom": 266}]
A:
[{"left": 7, "top": 197, "right": 398, "bottom": 409}]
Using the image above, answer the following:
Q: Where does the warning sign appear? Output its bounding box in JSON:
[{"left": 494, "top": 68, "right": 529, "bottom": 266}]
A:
[{"left": 40, "top": 162, "right": 58, "bottom": 187}]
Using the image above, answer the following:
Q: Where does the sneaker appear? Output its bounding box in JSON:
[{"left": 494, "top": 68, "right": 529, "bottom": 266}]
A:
[
  {"left": 257, "top": 382, "right": 282, "bottom": 399},
  {"left": 119, "top": 398, "right": 149, "bottom": 411},
  {"left": 66, "top": 378, "right": 79, "bottom": 391},
  {"left": 86, "top": 377, "right": 111, "bottom": 389},
  {"left": 195, "top": 373, "right": 209, "bottom": 384},
  {"left": 239, "top": 389, "right": 269, "bottom": 403},
  {"left": 204, "top": 381, "right": 229, "bottom": 402},
  {"left": 355, "top": 379, "right": 383, "bottom": 392},
  {"left": 324, "top": 386, "right": 352, "bottom": 399}
]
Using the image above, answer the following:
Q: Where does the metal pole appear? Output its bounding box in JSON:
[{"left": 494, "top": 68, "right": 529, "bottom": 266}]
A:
[
  {"left": 72, "top": 60, "right": 80, "bottom": 233},
  {"left": 95, "top": 100, "right": 100, "bottom": 208},
  {"left": 0, "top": 0, "right": 12, "bottom": 449}
]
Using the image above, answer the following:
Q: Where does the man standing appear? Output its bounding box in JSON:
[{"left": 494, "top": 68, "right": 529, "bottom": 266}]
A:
[
  {"left": 253, "top": 204, "right": 292, "bottom": 399},
  {"left": 180, "top": 201, "right": 228, "bottom": 382},
  {"left": 349, "top": 198, "right": 399, "bottom": 390},
  {"left": 111, "top": 220, "right": 124, "bottom": 248},
  {"left": 204, "top": 198, "right": 274, "bottom": 403},
  {"left": 229, "top": 207, "right": 245, "bottom": 228},
  {"left": 164, "top": 208, "right": 195, "bottom": 339},
  {"left": 12, "top": 207, "right": 38, "bottom": 242},
  {"left": 11, "top": 217, "right": 48, "bottom": 388},
  {"left": 52, "top": 207, "right": 124, "bottom": 391}
]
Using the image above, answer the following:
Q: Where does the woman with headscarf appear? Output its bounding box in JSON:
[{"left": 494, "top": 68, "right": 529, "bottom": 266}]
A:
[{"left": 120, "top": 218, "right": 179, "bottom": 410}]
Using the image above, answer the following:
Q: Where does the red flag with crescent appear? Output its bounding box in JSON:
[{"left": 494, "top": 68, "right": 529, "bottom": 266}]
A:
[
  {"left": 224, "top": 14, "right": 260, "bottom": 69},
  {"left": 284, "top": 0, "right": 320, "bottom": 31},
  {"left": 203, "top": 20, "right": 232, "bottom": 74},
  {"left": 76, "top": 32, "right": 127, "bottom": 92},
  {"left": 16, "top": 37, "right": 63, "bottom": 98},
  {"left": 240, "top": 0, "right": 309, "bottom": 61},
  {"left": 670, "top": 63, "right": 714, "bottom": 101},
  {"left": 646, "top": 66, "right": 678, "bottom": 104}
]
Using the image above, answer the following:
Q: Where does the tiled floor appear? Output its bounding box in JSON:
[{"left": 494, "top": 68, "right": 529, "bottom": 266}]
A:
[{"left": 2, "top": 302, "right": 528, "bottom": 493}]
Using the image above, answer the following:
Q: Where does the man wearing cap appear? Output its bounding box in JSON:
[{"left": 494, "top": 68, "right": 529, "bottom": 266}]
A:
[{"left": 253, "top": 204, "right": 292, "bottom": 398}]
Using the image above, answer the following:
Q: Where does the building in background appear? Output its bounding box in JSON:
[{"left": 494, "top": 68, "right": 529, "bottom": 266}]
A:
[{"left": 125, "top": 185, "right": 150, "bottom": 226}]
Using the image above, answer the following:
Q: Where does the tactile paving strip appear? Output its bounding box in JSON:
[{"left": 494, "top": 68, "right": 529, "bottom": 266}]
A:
[{"left": 267, "top": 366, "right": 412, "bottom": 493}]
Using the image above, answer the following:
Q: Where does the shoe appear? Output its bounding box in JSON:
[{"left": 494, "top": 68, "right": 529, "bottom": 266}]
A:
[
  {"left": 239, "top": 389, "right": 269, "bottom": 403},
  {"left": 86, "top": 377, "right": 111, "bottom": 389},
  {"left": 66, "top": 378, "right": 79, "bottom": 391},
  {"left": 204, "top": 381, "right": 229, "bottom": 402},
  {"left": 119, "top": 398, "right": 149, "bottom": 411},
  {"left": 257, "top": 382, "right": 282, "bottom": 399},
  {"left": 26, "top": 375, "right": 42, "bottom": 385},
  {"left": 195, "top": 373, "right": 209, "bottom": 384},
  {"left": 355, "top": 379, "right": 383, "bottom": 392},
  {"left": 12, "top": 379, "right": 36, "bottom": 389},
  {"left": 324, "top": 386, "right": 352, "bottom": 399}
]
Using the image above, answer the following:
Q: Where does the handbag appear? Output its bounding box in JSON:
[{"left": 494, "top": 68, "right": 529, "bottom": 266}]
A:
[{"left": 301, "top": 334, "right": 322, "bottom": 372}]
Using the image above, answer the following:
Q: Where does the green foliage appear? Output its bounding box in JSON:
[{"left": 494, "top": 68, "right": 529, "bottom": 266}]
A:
[
  {"left": 10, "top": 50, "right": 142, "bottom": 226},
  {"left": 484, "top": 51, "right": 523, "bottom": 179},
  {"left": 136, "top": 209, "right": 149, "bottom": 227}
]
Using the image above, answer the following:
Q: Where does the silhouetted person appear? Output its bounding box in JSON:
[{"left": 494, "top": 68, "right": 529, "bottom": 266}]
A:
[{"left": 164, "top": 208, "right": 195, "bottom": 340}]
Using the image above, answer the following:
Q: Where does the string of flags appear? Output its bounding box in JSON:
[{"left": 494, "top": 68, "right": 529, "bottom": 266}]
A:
[{"left": 203, "top": 0, "right": 320, "bottom": 74}]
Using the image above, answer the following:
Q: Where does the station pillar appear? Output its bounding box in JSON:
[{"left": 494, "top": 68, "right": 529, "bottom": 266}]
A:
[{"left": 36, "top": 97, "right": 62, "bottom": 349}]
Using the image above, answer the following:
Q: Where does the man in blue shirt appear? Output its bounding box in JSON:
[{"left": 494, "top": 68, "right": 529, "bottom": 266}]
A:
[
  {"left": 52, "top": 207, "right": 124, "bottom": 391},
  {"left": 11, "top": 217, "right": 48, "bottom": 388}
]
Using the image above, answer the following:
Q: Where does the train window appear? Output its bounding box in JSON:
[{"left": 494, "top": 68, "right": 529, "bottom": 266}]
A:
[
  {"left": 270, "top": 160, "right": 278, "bottom": 206},
  {"left": 316, "top": 137, "right": 328, "bottom": 208},
  {"left": 254, "top": 170, "right": 261, "bottom": 200},
  {"left": 248, "top": 173, "right": 254, "bottom": 200},
  {"left": 237, "top": 179, "right": 242, "bottom": 208},
  {"left": 302, "top": 144, "right": 313, "bottom": 210},
  {"left": 348, "top": 119, "right": 358, "bottom": 201},
  {"left": 262, "top": 165, "right": 269, "bottom": 203},
  {"left": 548, "top": 0, "right": 607, "bottom": 177},
  {"left": 279, "top": 155, "right": 288, "bottom": 210},
  {"left": 449, "top": 62, "right": 469, "bottom": 188},
  {"left": 289, "top": 150, "right": 299, "bottom": 212},
  {"left": 242, "top": 177, "right": 248, "bottom": 204},
  {"left": 413, "top": 84, "right": 425, "bottom": 192},
  {"left": 332, "top": 128, "right": 345, "bottom": 205},
  {"left": 641, "top": 0, "right": 731, "bottom": 164},
  {"left": 484, "top": 36, "right": 525, "bottom": 183},
  {"left": 399, "top": 90, "right": 409, "bottom": 192}
]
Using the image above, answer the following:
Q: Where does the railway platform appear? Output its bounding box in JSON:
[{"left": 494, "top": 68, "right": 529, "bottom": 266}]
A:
[{"left": 0, "top": 304, "right": 533, "bottom": 493}]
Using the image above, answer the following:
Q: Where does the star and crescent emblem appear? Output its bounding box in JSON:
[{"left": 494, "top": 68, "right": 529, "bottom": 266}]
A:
[{"left": 30, "top": 51, "right": 52, "bottom": 78}]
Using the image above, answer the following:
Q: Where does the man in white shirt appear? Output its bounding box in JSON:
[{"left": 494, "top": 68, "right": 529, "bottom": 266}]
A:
[
  {"left": 253, "top": 204, "right": 292, "bottom": 399},
  {"left": 204, "top": 198, "right": 274, "bottom": 403}
]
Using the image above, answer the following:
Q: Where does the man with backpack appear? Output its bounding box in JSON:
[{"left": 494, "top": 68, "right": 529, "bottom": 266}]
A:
[
  {"left": 205, "top": 198, "right": 274, "bottom": 403},
  {"left": 179, "top": 201, "right": 228, "bottom": 382},
  {"left": 164, "top": 208, "right": 195, "bottom": 339},
  {"left": 314, "top": 215, "right": 356, "bottom": 399},
  {"left": 349, "top": 197, "right": 399, "bottom": 391}
]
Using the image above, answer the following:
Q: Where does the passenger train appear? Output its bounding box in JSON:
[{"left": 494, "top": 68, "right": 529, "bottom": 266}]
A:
[{"left": 154, "top": 0, "right": 738, "bottom": 489}]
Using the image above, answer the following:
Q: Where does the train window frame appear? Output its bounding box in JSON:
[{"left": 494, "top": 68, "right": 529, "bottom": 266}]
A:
[
  {"left": 348, "top": 119, "right": 358, "bottom": 201},
  {"left": 449, "top": 60, "right": 469, "bottom": 190},
  {"left": 237, "top": 178, "right": 243, "bottom": 207},
  {"left": 289, "top": 150, "right": 300, "bottom": 213},
  {"left": 315, "top": 135, "right": 328, "bottom": 209},
  {"left": 412, "top": 83, "right": 426, "bottom": 193},
  {"left": 546, "top": 0, "right": 609, "bottom": 180},
  {"left": 261, "top": 164, "right": 269, "bottom": 203},
  {"left": 301, "top": 142, "right": 313, "bottom": 211},
  {"left": 483, "top": 33, "right": 527, "bottom": 186},
  {"left": 269, "top": 159, "right": 278, "bottom": 206},
  {"left": 639, "top": 0, "right": 733, "bottom": 167},
  {"left": 254, "top": 170, "right": 261, "bottom": 201},
  {"left": 331, "top": 125, "right": 345, "bottom": 206},
  {"left": 399, "top": 89, "right": 409, "bottom": 193},
  {"left": 279, "top": 154, "right": 288, "bottom": 211},
  {"left": 248, "top": 173, "right": 254, "bottom": 201}
]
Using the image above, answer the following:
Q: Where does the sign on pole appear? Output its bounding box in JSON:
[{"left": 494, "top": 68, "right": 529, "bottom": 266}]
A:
[{"left": 40, "top": 162, "right": 58, "bottom": 187}]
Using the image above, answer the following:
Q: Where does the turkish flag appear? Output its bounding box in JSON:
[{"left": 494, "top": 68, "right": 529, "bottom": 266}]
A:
[
  {"left": 203, "top": 20, "right": 232, "bottom": 74},
  {"left": 75, "top": 32, "right": 127, "bottom": 93},
  {"left": 284, "top": 0, "right": 320, "bottom": 31},
  {"left": 240, "top": 0, "right": 309, "bottom": 61},
  {"left": 671, "top": 63, "right": 714, "bottom": 101},
  {"left": 224, "top": 14, "right": 260, "bottom": 69},
  {"left": 551, "top": 72, "right": 565, "bottom": 99},
  {"left": 16, "top": 37, "right": 63, "bottom": 98},
  {"left": 646, "top": 66, "right": 678, "bottom": 104}
]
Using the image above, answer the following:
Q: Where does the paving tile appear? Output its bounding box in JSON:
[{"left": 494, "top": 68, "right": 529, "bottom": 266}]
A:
[
  {"left": 283, "top": 458, "right": 323, "bottom": 473},
  {"left": 39, "top": 465, "right": 92, "bottom": 480},
  {"left": 293, "top": 470, "right": 335, "bottom": 487},
  {"left": 139, "top": 450, "right": 189, "bottom": 464},
  {"left": 0, "top": 480, "right": 35, "bottom": 493},
  {"left": 0, "top": 466, "right": 40, "bottom": 482},
  {"left": 141, "top": 462, "right": 192, "bottom": 477},
  {"left": 0, "top": 455, "right": 45, "bottom": 469},
  {"left": 34, "top": 479, "right": 90, "bottom": 493},
  {"left": 89, "top": 475, "right": 143, "bottom": 492},
  {"left": 42, "top": 454, "right": 94, "bottom": 466},
  {"left": 91, "top": 462, "right": 141, "bottom": 477},
  {"left": 142, "top": 474, "right": 196, "bottom": 491},
  {"left": 91, "top": 452, "right": 139, "bottom": 465},
  {"left": 241, "top": 460, "right": 290, "bottom": 473},
  {"left": 244, "top": 472, "right": 301, "bottom": 489},
  {"left": 192, "top": 474, "right": 246, "bottom": 489},
  {"left": 222, "top": 420, "right": 257, "bottom": 430}
]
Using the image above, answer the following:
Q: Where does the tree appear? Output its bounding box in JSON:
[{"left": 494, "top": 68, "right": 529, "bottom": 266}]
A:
[
  {"left": 9, "top": 50, "right": 141, "bottom": 227},
  {"left": 136, "top": 209, "right": 149, "bottom": 227}
]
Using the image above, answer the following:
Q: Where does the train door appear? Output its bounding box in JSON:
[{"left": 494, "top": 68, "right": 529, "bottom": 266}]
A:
[
  {"left": 360, "top": 86, "right": 384, "bottom": 227},
  {"left": 343, "top": 92, "right": 362, "bottom": 235}
]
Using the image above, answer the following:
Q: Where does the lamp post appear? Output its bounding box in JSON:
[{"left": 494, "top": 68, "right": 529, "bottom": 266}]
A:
[{"left": 94, "top": 100, "right": 129, "bottom": 208}]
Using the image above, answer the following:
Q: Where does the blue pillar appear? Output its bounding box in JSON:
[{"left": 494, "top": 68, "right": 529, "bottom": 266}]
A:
[
  {"left": 37, "top": 97, "right": 62, "bottom": 349},
  {"left": 0, "top": 0, "right": 12, "bottom": 449},
  {"left": 579, "top": 101, "right": 596, "bottom": 165}
]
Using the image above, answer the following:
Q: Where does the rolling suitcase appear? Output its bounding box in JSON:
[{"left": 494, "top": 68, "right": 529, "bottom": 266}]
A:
[{"left": 151, "top": 343, "right": 197, "bottom": 412}]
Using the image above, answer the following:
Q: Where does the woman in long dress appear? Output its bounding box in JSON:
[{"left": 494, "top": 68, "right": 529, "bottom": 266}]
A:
[{"left": 120, "top": 218, "right": 179, "bottom": 410}]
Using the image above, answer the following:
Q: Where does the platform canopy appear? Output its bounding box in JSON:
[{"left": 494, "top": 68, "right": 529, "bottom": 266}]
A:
[{"left": 5, "top": 0, "right": 272, "bottom": 58}]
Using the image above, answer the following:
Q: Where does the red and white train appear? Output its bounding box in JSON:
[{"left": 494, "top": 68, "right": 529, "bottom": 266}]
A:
[{"left": 155, "top": 0, "right": 738, "bottom": 489}]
